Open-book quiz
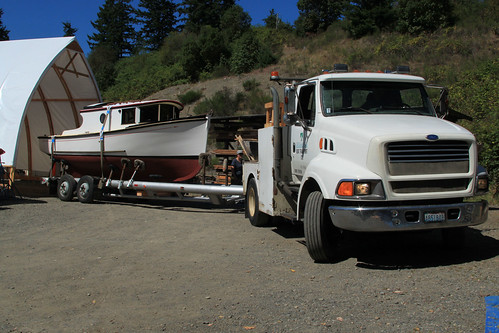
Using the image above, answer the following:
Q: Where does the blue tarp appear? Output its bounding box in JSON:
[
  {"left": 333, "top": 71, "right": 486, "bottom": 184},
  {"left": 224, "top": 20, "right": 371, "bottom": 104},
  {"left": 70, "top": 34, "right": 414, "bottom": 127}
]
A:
[{"left": 485, "top": 296, "right": 499, "bottom": 333}]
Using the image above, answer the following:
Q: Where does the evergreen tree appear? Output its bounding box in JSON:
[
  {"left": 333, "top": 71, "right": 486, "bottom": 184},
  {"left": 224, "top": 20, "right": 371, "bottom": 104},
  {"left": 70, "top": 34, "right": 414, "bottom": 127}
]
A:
[
  {"left": 0, "top": 8, "right": 10, "bottom": 41},
  {"left": 179, "top": 0, "right": 235, "bottom": 32},
  {"left": 137, "top": 0, "right": 178, "bottom": 51},
  {"left": 219, "top": 5, "right": 251, "bottom": 44},
  {"left": 396, "top": 0, "right": 455, "bottom": 34},
  {"left": 263, "top": 9, "right": 293, "bottom": 31},
  {"left": 62, "top": 22, "right": 78, "bottom": 37},
  {"left": 344, "top": 0, "right": 396, "bottom": 38},
  {"left": 88, "top": 0, "right": 137, "bottom": 59},
  {"left": 295, "top": 0, "right": 346, "bottom": 35}
]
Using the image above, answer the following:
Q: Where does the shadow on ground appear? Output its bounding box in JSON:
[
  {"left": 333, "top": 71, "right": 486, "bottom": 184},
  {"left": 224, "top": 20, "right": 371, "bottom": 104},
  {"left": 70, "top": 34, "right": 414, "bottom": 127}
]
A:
[{"left": 270, "top": 218, "right": 499, "bottom": 269}]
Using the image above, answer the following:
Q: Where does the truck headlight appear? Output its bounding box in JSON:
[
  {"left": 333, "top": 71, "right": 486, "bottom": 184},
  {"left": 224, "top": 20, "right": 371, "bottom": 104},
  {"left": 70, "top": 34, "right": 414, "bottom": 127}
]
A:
[
  {"left": 355, "top": 182, "right": 371, "bottom": 195},
  {"left": 337, "top": 180, "right": 385, "bottom": 199},
  {"left": 476, "top": 166, "right": 489, "bottom": 194}
]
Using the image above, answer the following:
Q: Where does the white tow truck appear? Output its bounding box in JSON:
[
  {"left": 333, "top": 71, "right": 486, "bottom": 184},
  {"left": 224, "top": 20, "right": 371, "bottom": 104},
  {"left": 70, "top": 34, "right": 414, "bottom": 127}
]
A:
[{"left": 243, "top": 64, "right": 489, "bottom": 262}]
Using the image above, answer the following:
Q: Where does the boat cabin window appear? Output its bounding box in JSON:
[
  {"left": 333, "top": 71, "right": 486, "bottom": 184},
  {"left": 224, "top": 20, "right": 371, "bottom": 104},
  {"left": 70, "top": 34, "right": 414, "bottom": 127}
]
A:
[
  {"left": 121, "top": 108, "right": 136, "bottom": 124},
  {"left": 139, "top": 104, "right": 180, "bottom": 123}
]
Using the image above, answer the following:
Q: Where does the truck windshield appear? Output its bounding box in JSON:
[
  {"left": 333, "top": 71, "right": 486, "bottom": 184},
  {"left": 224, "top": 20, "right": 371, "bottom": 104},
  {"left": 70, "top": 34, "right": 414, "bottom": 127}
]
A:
[{"left": 321, "top": 81, "right": 435, "bottom": 116}]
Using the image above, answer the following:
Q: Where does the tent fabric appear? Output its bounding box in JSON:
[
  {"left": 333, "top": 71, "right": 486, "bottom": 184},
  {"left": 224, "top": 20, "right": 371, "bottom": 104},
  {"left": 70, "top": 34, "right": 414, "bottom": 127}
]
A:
[{"left": 0, "top": 37, "right": 101, "bottom": 177}]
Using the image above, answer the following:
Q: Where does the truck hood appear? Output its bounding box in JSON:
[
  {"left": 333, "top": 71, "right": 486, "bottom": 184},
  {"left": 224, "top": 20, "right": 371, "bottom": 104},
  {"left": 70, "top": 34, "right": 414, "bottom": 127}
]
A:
[{"left": 327, "top": 114, "right": 473, "bottom": 142}]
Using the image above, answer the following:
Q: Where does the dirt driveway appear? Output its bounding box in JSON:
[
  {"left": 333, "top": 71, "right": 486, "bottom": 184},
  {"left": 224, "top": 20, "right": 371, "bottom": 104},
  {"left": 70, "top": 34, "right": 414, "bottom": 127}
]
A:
[{"left": 1, "top": 191, "right": 498, "bottom": 332}]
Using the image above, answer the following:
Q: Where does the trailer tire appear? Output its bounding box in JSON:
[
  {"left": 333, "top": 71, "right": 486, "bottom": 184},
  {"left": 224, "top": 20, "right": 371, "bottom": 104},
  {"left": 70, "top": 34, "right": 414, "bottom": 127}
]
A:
[
  {"left": 76, "top": 176, "right": 95, "bottom": 203},
  {"left": 304, "top": 191, "right": 340, "bottom": 262},
  {"left": 57, "top": 174, "right": 76, "bottom": 201},
  {"left": 246, "top": 178, "right": 270, "bottom": 227}
]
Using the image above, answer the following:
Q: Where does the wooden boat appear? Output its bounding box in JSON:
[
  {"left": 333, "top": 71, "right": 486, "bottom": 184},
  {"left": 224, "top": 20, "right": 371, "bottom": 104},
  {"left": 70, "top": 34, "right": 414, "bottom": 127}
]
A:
[{"left": 38, "top": 100, "right": 210, "bottom": 182}]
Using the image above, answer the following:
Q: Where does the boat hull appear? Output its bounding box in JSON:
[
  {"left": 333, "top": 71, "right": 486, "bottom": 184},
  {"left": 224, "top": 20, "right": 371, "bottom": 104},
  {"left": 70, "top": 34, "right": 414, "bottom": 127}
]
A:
[{"left": 39, "top": 116, "right": 209, "bottom": 182}]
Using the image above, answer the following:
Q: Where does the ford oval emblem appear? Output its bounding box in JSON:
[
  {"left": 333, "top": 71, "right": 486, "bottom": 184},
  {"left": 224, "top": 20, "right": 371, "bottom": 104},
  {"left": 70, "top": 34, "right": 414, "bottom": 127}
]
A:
[{"left": 426, "top": 134, "right": 439, "bottom": 141}]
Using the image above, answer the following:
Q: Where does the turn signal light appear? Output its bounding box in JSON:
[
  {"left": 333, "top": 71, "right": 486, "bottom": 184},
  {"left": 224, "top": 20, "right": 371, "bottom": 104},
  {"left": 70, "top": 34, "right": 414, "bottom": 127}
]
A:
[{"left": 337, "top": 181, "right": 354, "bottom": 196}]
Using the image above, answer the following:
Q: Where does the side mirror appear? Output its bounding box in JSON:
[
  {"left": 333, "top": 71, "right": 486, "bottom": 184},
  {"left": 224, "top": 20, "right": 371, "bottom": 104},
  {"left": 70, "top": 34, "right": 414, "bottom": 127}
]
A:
[
  {"left": 283, "top": 112, "right": 298, "bottom": 126},
  {"left": 436, "top": 88, "right": 449, "bottom": 118}
]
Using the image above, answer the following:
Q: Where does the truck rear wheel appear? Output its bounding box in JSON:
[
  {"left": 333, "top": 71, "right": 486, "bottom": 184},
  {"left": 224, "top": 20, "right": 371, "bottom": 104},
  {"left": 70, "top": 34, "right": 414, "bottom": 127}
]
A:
[
  {"left": 246, "top": 178, "right": 270, "bottom": 227},
  {"left": 304, "top": 191, "right": 340, "bottom": 262},
  {"left": 57, "top": 174, "right": 76, "bottom": 201}
]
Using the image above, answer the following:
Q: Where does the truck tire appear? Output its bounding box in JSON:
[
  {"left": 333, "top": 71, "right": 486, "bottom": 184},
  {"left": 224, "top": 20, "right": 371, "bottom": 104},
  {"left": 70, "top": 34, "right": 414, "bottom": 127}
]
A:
[
  {"left": 76, "top": 176, "right": 95, "bottom": 203},
  {"left": 57, "top": 174, "right": 76, "bottom": 201},
  {"left": 246, "top": 178, "right": 271, "bottom": 227},
  {"left": 304, "top": 191, "right": 340, "bottom": 262}
]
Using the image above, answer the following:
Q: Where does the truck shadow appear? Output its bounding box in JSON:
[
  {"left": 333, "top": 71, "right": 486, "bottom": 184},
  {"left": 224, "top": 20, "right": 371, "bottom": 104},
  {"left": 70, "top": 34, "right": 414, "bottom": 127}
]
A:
[
  {"left": 271, "top": 220, "right": 499, "bottom": 269},
  {"left": 349, "top": 228, "right": 499, "bottom": 269}
]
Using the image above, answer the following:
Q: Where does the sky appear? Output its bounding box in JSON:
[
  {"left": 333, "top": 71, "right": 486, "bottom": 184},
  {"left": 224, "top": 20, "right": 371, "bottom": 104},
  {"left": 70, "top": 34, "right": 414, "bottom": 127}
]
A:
[{"left": 2, "top": 0, "right": 299, "bottom": 55}]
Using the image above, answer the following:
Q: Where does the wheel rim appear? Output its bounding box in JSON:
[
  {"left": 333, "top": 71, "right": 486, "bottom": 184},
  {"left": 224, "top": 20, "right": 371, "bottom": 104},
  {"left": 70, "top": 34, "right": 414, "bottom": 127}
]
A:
[
  {"left": 79, "top": 183, "right": 89, "bottom": 198},
  {"left": 59, "top": 181, "right": 70, "bottom": 197},
  {"left": 248, "top": 187, "right": 256, "bottom": 217}
]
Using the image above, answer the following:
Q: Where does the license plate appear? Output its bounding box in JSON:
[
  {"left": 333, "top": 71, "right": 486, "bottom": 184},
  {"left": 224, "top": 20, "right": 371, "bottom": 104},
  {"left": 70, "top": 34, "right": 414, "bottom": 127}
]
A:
[{"left": 424, "top": 212, "right": 446, "bottom": 222}]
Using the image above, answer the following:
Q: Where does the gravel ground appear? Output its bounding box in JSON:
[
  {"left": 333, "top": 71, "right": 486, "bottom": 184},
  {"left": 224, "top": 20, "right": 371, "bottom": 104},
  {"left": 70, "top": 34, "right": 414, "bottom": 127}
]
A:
[{"left": 0, "top": 189, "right": 498, "bottom": 332}]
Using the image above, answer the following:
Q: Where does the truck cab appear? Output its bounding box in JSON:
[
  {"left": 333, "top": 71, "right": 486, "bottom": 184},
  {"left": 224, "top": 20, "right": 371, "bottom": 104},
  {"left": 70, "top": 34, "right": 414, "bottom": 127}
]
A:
[{"left": 243, "top": 65, "right": 489, "bottom": 262}]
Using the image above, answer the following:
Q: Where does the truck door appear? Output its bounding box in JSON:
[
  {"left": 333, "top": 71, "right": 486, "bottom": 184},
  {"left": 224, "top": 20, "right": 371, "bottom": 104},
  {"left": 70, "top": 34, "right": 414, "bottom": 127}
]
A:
[{"left": 291, "top": 83, "right": 316, "bottom": 181}]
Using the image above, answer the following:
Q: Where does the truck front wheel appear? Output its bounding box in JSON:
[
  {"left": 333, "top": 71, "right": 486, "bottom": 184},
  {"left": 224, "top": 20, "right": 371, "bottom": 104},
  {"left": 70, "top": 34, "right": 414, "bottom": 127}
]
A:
[
  {"left": 304, "top": 191, "right": 340, "bottom": 262},
  {"left": 246, "top": 178, "right": 270, "bottom": 227}
]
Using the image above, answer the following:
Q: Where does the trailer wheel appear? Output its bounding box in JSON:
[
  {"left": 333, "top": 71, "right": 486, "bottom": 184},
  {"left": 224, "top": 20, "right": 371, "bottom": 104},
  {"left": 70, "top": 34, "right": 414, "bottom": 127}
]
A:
[
  {"left": 304, "top": 191, "right": 340, "bottom": 262},
  {"left": 57, "top": 174, "right": 76, "bottom": 201},
  {"left": 76, "top": 176, "right": 95, "bottom": 203},
  {"left": 246, "top": 178, "right": 270, "bottom": 227}
]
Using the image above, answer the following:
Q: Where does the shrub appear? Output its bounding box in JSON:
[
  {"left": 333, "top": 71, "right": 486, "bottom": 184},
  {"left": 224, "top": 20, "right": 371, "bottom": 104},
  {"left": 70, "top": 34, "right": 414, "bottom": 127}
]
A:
[{"left": 178, "top": 90, "right": 203, "bottom": 105}]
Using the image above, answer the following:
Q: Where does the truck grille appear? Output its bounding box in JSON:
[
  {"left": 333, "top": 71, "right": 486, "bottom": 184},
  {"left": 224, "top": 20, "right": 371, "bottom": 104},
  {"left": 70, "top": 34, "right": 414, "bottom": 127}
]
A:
[{"left": 387, "top": 140, "right": 470, "bottom": 175}]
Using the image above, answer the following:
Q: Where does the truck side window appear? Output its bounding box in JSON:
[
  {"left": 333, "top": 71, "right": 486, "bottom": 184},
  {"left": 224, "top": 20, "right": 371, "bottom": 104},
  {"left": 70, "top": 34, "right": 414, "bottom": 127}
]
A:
[{"left": 297, "top": 85, "right": 315, "bottom": 126}]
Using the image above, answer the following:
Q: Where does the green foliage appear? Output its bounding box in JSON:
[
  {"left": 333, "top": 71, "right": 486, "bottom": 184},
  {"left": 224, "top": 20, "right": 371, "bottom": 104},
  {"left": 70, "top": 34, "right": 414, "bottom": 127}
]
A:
[
  {"left": 137, "top": 0, "right": 177, "bottom": 51},
  {"left": 449, "top": 59, "right": 499, "bottom": 194},
  {"left": 295, "top": 0, "right": 346, "bottom": 35},
  {"left": 220, "top": 5, "right": 251, "bottom": 44},
  {"left": 193, "top": 88, "right": 244, "bottom": 116},
  {"left": 396, "top": 0, "right": 455, "bottom": 34},
  {"left": 230, "top": 30, "right": 277, "bottom": 74},
  {"left": 180, "top": 0, "right": 236, "bottom": 32},
  {"left": 241, "top": 88, "right": 272, "bottom": 114},
  {"left": 88, "top": 45, "right": 119, "bottom": 92},
  {"left": 178, "top": 90, "right": 203, "bottom": 105},
  {"left": 88, "top": 0, "right": 137, "bottom": 58},
  {"left": 243, "top": 79, "right": 260, "bottom": 91},
  {"left": 102, "top": 52, "right": 187, "bottom": 101},
  {"left": 62, "top": 22, "right": 77, "bottom": 37},
  {"left": 344, "top": 0, "right": 396, "bottom": 39}
]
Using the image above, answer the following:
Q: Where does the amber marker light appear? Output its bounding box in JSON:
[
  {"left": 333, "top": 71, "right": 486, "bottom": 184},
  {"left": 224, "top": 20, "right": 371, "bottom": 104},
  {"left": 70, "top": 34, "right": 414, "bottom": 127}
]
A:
[{"left": 337, "top": 181, "right": 354, "bottom": 196}]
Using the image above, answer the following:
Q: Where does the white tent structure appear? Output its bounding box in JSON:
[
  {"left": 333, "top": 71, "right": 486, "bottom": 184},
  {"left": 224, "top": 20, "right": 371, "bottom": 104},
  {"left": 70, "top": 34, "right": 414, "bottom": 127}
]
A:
[{"left": 0, "top": 37, "right": 101, "bottom": 178}]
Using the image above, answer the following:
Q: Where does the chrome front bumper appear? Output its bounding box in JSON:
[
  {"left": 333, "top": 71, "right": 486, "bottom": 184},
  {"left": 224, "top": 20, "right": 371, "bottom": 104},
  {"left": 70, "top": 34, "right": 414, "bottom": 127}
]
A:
[{"left": 329, "top": 200, "right": 488, "bottom": 232}]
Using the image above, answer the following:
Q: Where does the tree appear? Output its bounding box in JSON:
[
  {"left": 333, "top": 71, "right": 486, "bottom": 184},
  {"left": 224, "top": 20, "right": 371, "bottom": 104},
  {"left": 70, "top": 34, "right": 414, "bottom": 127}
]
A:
[
  {"left": 396, "top": 0, "right": 455, "bottom": 34},
  {"left": 295, "top": 0, "right": 346, "bottom": 35},
  {"left": 62, "top": 22, "right": 78, "bottom": 37},
  {"left": 179, "top": 0, "right": 235, "bottom": 32},
  {"left": 88, "top": 0, "right": 137, "bottom": 59},
  {"left": 344, "top": 0, "right": 396, "bottom": 38},
  {"left": 137, "top": 0, "right": 178, "bottom": 51},
  {"left": 263, "top": 9, "right": 293, "bottom": 31},
  {"left": 219, "top": 5, "right": 251, "bottom": 43},
  {"left": 0, "top": 8, "right": 10, "bottom": 41},
  {"left": 230, "top": 31, "right": 261, "bottom": 74}
]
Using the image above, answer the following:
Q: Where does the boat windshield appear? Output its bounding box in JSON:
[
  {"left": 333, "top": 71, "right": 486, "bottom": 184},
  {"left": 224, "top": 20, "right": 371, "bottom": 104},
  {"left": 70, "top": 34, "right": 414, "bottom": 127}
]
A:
[
  {"left": 321, "top": 81, "right": 435, "bottom": 117},
  {"left": 139, "top": 103, "right": 181, "bottom": 123}
]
